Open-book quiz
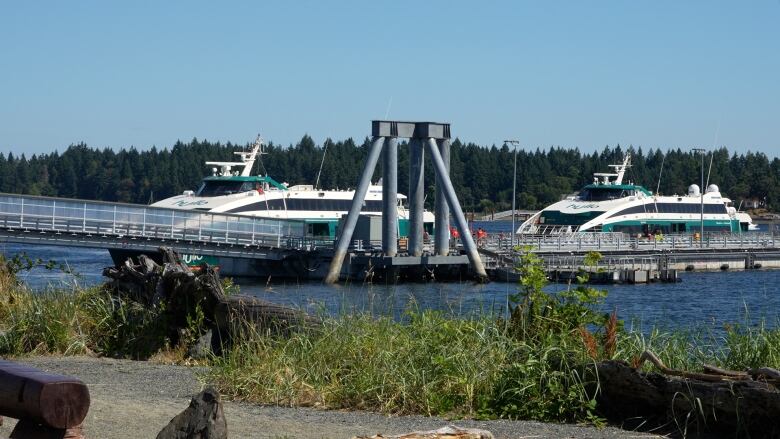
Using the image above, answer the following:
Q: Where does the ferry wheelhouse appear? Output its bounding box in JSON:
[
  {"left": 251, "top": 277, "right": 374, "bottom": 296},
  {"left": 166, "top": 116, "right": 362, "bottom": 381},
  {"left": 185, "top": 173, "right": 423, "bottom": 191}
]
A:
[
  {"left": 152, "top": 136, "right": 433, "bottom": 237},
  {"left": 517, "top": 155, "right": 754, "bottom": 235}
]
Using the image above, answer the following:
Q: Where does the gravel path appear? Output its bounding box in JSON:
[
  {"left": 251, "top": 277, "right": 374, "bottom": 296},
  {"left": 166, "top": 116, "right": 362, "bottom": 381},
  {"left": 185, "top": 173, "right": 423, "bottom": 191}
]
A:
[{"left": 0, "top": 356, "right": 658, "bottom": 439}]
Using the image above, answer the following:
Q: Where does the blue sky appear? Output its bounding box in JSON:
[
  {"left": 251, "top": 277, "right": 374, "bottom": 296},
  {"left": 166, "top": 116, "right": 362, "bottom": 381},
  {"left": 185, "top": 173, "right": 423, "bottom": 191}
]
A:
[{"left": 1, "top": 1, "right": 779, "bottom": 156}]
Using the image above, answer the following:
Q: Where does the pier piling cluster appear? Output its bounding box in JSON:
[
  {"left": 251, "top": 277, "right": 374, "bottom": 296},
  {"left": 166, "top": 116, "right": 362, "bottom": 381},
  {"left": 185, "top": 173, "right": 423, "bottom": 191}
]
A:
[{"left": 325, "top": 121, "right": 487, "bottom": 283}]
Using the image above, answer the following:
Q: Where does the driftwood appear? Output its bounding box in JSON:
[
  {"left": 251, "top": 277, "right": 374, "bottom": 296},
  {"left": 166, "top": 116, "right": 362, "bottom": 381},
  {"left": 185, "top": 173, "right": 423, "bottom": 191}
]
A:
[
  {"left": 0, "top": 360, "right": 90, "bottom": 438},
  {"left": 103, "top": 247, "right": 318, "bottom": 352},
  {"left": 353, "top": 426, "right": 494, "bottom": 439},
  {"left": 592, "top": 352, "right": 780, "bottom": 437}
]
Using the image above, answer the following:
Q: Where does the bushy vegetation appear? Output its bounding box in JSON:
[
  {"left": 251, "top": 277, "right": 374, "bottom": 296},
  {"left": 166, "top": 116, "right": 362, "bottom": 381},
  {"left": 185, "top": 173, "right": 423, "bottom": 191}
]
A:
[
  {"left": 0, "top": 255, "right": 189, "bottom": 359},
  {"left": 0, "top": 136, "right": 777, "bottom": 212}
]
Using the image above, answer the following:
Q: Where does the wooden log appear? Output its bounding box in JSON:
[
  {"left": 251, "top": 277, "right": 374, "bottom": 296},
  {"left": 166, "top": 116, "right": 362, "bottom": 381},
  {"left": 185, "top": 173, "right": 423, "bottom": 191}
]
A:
[
  {"left": 215, "top": 294, "right": 320, "bottom": 337},
  {"left": 637, "top": 350, "right": 751, "bottom": 382},
  {"left": 592, "top": 360, "right": 780, "bottom": 437},
  {"left": 749, "top": 366, "right": 780, "bottom": 381},
  {"left": 0, "top": 360, "right": 90, "bottom": 429},
  {"left": 702, "top": 363, "right": 750, "bottom": 378},
  {"left": 353, "top": 426, "right": 494, "bottom": 439},
  {"left": 9, "top": 421, "right": 85, "bottom": 439}
]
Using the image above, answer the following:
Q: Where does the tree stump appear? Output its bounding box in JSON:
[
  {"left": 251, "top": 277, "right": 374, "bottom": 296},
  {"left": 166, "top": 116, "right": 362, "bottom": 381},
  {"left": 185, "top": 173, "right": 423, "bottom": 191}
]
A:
[{"left": 103, "top": 247, "right": 318, "bottom": 353}]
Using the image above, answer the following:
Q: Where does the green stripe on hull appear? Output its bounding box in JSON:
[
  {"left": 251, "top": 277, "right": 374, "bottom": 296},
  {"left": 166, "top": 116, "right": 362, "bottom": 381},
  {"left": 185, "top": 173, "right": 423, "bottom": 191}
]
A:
[
  {"left": 181, "top": 254, "right": 220, "bottom": 266},
  {"left": 540, "top": 210, "right": 605, "bottom": 226},
  {"left": 600, "top": 218, "right": 741, "bottom": 233},
  {"left": 303, "top": 218, "right": 417, "bottom": 239}
]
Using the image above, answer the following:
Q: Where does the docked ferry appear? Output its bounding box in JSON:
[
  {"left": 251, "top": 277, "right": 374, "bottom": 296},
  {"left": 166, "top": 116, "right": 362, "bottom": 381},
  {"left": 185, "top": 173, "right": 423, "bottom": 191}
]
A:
[
  {"left": 152, "top": 135, "right": 433, "bottom": 237},
  {"left": 517, "top": 155, "right": 755, "bottom": 235}
]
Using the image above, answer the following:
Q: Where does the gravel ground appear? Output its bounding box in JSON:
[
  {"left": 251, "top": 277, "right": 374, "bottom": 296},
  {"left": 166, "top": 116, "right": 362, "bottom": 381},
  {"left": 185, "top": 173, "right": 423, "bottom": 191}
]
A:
[{"left": 0, "top": 356, "right": 659, "bottom": 439}]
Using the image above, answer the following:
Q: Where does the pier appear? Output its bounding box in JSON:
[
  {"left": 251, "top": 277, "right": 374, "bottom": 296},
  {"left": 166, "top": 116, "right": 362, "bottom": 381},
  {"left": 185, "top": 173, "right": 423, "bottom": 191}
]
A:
[
  {"left": 0, "top": 191, "right": 474, "bottom": 280},
  {"left": 480, "top": 231, "right": 780, "bottom": 283},
  {"left": 1, "top": 191, "right": 780, "bottom": 282}
]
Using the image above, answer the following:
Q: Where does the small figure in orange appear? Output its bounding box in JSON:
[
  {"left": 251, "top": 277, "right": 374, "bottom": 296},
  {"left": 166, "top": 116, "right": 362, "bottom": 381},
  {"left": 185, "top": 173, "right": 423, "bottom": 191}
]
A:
[{"left": 476, "top": 227, "right": 487, "bottom": 246}]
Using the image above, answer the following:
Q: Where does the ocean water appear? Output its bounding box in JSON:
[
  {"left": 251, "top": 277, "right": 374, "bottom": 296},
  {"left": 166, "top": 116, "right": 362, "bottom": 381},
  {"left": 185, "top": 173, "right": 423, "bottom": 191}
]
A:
[{"left": 3, "top": 242, "right": 780, "bottom": 332}]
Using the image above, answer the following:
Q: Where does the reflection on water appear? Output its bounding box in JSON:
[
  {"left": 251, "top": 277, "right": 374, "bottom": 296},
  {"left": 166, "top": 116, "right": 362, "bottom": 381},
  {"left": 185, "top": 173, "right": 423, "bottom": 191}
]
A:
[{"left": 3, "top": 243, "right": 780, "bottom": 333}]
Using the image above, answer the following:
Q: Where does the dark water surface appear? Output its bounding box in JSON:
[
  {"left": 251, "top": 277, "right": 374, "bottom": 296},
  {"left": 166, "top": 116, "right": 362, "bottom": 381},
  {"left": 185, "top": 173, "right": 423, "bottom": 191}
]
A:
[{"left": 3, "top": 243, "right": 780, "bottom": 331}]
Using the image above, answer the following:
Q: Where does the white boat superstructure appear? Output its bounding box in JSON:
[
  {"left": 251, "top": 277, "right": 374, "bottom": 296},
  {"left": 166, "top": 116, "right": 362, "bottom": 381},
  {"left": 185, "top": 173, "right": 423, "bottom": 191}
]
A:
[
  {"left": 152, "top": 135, "right": 434, "bottom": 237},
  {"left": 517, "top": 154, "right": 755, "bottom": 235}
]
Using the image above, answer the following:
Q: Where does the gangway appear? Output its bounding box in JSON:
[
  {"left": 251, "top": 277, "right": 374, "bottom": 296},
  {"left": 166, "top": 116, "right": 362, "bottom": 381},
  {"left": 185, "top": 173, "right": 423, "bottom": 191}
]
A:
[{"left": 0, "top": 193, "right": 309, "bottom": 262}]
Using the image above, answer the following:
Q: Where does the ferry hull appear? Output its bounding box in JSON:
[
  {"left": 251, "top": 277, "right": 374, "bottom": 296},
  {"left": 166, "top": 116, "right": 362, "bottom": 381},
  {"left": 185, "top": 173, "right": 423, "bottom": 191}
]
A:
[{"left": 108, "top": 248, "right": 331, "bottom": 280}]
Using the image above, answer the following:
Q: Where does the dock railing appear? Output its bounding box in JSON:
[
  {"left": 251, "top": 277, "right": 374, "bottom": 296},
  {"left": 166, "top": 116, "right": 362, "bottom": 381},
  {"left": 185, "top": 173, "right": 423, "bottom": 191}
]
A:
[
  {"left": 0, "top": 193, "right": 307, "bottom": 249},
  {"left": 506, "top": 231, "right": 776, "bottom": 252}
]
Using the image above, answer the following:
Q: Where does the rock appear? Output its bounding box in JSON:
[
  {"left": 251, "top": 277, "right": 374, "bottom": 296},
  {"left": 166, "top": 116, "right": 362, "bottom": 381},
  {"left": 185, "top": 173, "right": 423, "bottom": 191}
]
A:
[
  {"left": 156, "top": 387, "right": 227, "bottom": 439},
  {"left": 353, "top": 425, "right": 495, "bottom": 439}
]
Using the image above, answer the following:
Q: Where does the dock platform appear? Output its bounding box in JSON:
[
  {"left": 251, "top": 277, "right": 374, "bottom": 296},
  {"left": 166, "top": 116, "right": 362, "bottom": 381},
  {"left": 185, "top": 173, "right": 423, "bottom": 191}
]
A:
[{"left": 1, "top": 193, "right": 779, "bottom": 283}]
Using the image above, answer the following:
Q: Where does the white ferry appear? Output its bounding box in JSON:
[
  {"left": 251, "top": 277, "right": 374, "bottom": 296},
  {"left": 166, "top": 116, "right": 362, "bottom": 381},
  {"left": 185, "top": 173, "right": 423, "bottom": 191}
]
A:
[
  {"left": 152, "top": 135, "right": 434, "bottom": 238},
  {"left": 517, "top": 154, "right": 755, "bottom": 235}
]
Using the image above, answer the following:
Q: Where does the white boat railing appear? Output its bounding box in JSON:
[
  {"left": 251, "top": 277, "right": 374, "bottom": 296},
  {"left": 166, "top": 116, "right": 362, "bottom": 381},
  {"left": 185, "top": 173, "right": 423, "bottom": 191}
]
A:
[{"left": 0, "top": 193, "right": 308, "bottom": 249}]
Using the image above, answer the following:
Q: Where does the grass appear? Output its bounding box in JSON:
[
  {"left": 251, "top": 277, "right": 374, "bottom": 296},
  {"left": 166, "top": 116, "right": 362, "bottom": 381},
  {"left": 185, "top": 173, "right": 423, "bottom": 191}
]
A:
[
  {"left": 0, "top": 255, "right": 172, "bottom": 359},
  {"left": 0, "top": 283, "right": 170, "bottom": 358},
  {"left": 208, "top": 311, "right": 512, "bottom": 416}
]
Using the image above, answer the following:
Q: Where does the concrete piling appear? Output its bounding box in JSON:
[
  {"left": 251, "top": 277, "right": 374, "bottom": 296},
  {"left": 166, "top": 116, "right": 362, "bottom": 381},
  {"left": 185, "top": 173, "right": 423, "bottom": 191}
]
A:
[{"left": 324, "top": 136, "right": 385, "bottom": 284}]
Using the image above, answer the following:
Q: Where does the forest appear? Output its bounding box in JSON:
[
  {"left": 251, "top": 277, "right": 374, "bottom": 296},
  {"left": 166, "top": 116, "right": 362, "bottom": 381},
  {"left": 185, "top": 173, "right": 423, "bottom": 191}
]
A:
[{"left": 0, "top": 135, "right": 777, "bottom": 213}]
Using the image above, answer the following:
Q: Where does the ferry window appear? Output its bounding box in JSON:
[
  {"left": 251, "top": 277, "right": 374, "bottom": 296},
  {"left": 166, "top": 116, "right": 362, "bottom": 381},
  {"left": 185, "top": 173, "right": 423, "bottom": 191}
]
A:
[
  {"left": 578, "top": 188, "right": 626, "bottom": 201},
  {"left": 197, "top": 181, "right": 245, "bottom": 197},
  {"left": 704, "top": 204, "right": 727, "bottom": 214}
]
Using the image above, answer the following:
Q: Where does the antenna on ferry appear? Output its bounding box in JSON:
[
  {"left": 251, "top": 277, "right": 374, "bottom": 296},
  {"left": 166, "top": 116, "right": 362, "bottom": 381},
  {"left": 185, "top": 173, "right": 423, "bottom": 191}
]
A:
[
  {"left": 205, "top": 134, "right": 266, "bottom": 177},
  {"left": 655, "top": 152, "right": 666, "bottom": 195},
  {"left": 315, "top": 139, "right": 329, "bottom": 189},
  {"left": 593, "top": 154, "right": 631, "bottom": 185},
  {"left": 613, "top": 154, "right": 631, "bottom": 185}
]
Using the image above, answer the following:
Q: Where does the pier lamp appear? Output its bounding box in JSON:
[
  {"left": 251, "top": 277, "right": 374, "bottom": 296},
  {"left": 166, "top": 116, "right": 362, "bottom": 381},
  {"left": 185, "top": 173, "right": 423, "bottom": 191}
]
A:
[
  {"left": 692, "top": 148, "right": 706, "bottom": 248},
  {"left": 504, "top": 140, "right": 520, "bottom": 248}
]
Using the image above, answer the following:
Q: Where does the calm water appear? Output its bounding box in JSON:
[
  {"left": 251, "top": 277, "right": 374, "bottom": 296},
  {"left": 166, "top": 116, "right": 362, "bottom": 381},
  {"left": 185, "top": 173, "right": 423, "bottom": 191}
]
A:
[{"left": 3, "top": 242, "right": 780, "bottom": 331}]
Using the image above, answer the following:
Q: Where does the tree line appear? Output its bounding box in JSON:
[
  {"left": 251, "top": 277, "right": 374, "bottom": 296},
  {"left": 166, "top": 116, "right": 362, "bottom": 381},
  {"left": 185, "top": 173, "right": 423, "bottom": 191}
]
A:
[{"left": 0, "top": 136, "right": 777, "bottom": 212}]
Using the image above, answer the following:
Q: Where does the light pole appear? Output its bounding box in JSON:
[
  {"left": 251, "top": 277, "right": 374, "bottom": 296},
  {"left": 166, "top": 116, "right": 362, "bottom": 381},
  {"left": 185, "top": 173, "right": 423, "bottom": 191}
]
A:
[
  {"left": 504, "top": 140, "right": 520, "bottom": 248},
  {"left": 692, "top": 148, "right": 706, "bottom": 247}
]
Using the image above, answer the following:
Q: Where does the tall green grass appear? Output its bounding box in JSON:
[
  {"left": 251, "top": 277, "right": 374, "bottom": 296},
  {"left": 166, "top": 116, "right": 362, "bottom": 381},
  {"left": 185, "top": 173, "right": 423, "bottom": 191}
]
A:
[
  {"left": 0, "top": 256, "right": 170, "bottom": 359},
  {"left": 207, "top": 310, "right": 603, "bottom": 422}
]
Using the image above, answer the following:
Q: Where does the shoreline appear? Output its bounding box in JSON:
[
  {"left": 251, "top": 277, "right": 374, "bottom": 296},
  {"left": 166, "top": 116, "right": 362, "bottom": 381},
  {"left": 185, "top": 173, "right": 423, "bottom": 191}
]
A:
[{"left": 0, "top": 355, "right": 654, "bottom": 439}]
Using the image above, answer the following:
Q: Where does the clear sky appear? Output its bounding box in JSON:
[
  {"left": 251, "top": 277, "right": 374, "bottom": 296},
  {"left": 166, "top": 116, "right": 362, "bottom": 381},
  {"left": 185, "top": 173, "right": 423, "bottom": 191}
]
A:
[{"left": 1, "top": 1, "right": 779, "bottom": 156}]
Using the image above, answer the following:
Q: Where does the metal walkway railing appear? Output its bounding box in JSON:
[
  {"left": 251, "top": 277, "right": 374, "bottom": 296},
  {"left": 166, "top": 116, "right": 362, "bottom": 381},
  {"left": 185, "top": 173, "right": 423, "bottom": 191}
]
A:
[
  {"left": 486, "top": 231, "right": 777, "bottom": 253},
  {"left": 0, "top": 193, "right": 307, "bottom": 249}
]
